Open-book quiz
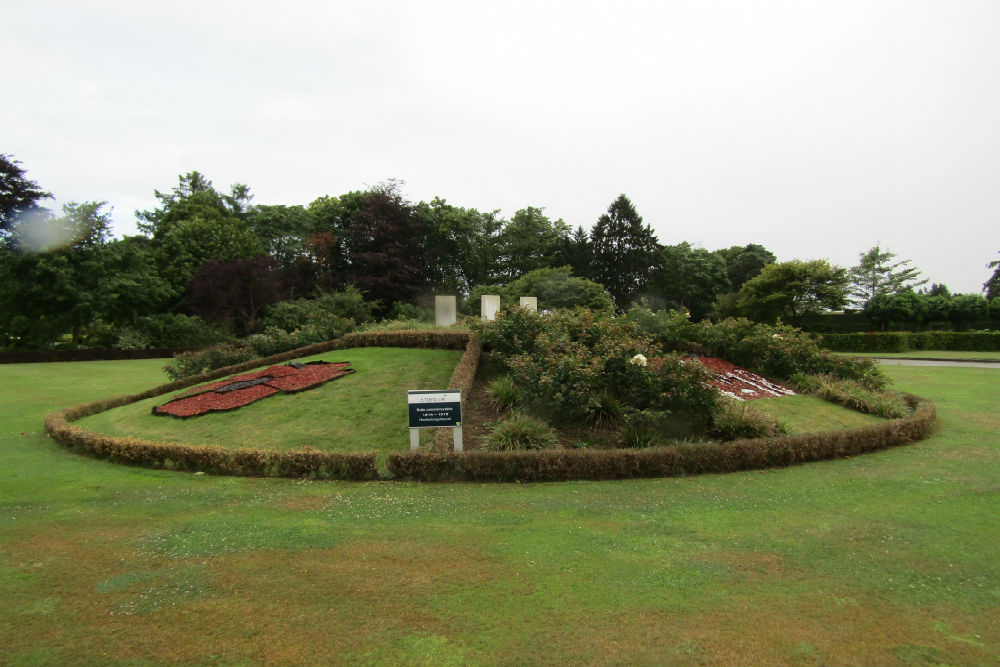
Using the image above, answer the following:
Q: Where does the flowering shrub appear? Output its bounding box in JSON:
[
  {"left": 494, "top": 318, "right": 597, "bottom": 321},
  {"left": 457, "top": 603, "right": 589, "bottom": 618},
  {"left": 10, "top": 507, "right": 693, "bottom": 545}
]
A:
[
  {"left": 626, "top": 308, "right": 887, "bottom": 390},
  {"left": 474, "top": 308, "right": 719, "bottom": 429}
]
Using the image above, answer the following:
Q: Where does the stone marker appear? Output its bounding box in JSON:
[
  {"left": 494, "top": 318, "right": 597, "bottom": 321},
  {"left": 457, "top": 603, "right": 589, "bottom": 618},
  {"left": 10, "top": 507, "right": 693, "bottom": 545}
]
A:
[
  {"left": 481, "top": 294, "right": 501, "bottom": 321},
  {"left": 519, "top": 296, "right": 538, "bottom": 312},
  {"left": 435, "top": 295, "right": 457, "bottom": 326}
]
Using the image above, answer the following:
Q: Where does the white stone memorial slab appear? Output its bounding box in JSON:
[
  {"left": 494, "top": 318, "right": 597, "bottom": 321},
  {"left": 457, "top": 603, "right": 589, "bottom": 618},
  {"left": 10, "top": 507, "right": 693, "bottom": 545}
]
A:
[
  {"left": 435, "top": 295, "right": 457, "bottom": 326},
  {"left": 519, "top": 296, "right": 538, "bottom": 312},
  {"left": 481, "top": 294, "right": 501, "bottom": 321}
]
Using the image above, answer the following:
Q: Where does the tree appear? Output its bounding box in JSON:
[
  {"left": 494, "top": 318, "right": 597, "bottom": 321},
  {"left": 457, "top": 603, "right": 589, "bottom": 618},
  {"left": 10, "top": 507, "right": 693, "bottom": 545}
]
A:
[
  {"left": 187, "top": 255, "right": 288, "bottom": 335},
  {"left": 714, "top": 243, "right": 776, "bottom": 290},
  {"left": 137, "top": 172, "right": 262, "bottom": 296},
  {"left": 1, "top": 154, "right": 52, "bottom": 243},
  {"left": 848, "top": 245, "right": 926, "bottom": 308},
  {"left": 504, "top": 266, "right": 614, "bottom": 311},
  {"left": 0, "top": 203, "right": 172, "bottom": 347},
  {"left": 985, "top": 252, "right": 1000, "bottom": 300},
  {"left": 590, "top": 194, "right": 660, "bottom": 309},
  {"left": 305, "top": 182, "right": 430, "bottom": 310},
  {"left": 414, "top": 197, "right": 503, "bottom": 293},
  {"left": 494, "top": 207, "right": 570, "bottom": 281},
  {"left": 650, "top": 243, "right": 731, "bottom": 321},
  {"left": 863, "top": 290, "right": 928, "bottom": 330},
  {"left": 560, "top": 225, "right": 593, "bottom": 279},
  {"left": 246, "top": 204, "right": 315, "bottom": 271},
  {"left": 736, "top": 259, "right": 850, "bottom": 326}
]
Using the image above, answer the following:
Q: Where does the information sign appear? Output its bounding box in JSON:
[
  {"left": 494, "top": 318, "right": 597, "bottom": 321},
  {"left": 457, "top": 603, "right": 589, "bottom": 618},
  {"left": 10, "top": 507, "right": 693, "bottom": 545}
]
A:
[{"left": 407, "top": 390, "right": 462, "bottom": 428}]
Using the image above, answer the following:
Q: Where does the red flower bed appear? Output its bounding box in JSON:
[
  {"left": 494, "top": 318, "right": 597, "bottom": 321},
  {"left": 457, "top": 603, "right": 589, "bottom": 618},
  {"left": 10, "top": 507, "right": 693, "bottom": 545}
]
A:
[
  {"left": 692, "top": 356, "right": 795, "bottom": 401},
  {"left": 154, "top": 361, "right": 355, "bottom": 419}
]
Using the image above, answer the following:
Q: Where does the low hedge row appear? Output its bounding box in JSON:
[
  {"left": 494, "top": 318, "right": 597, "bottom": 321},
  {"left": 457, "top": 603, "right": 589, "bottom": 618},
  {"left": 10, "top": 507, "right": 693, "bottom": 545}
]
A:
[
  {"left": 820, "top": 331, "right": 1000, "bottom": 353},
  {"left": 386, "top": 395, "right": 936, "bottom": 482},
  {"left": 432, "top": 337, "right": 483, "bottom": 451},
  {"left": 45, "top": 330, "right": 470, "bottom": 479},
  {"left": 44, "top": 328, "right": 938, "bottom": 483},
  {"left": 0, "top": 347, "right": 197, "bottom": 364},
  {"left": 45, "top": 412, "right": 378, "bottom": 480}
]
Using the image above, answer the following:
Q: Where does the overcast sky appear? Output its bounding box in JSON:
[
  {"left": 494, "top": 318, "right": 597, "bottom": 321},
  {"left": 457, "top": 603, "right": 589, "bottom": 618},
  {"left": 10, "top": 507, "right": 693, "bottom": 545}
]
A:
[{"left": 5, "top": 0, "right": 998, "bottom": 293}]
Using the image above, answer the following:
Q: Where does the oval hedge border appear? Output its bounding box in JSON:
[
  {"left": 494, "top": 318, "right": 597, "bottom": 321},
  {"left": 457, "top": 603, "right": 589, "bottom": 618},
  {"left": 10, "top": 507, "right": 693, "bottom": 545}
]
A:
[{"left": 44, "top": 331, "right": 935, "bottom": 482}]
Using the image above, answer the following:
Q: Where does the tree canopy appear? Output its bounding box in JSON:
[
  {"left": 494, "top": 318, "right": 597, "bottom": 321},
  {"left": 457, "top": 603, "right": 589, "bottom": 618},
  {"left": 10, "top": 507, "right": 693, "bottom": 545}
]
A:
[
  {"left": 736, "top": 259, "right": 850, "bottom": 327},
  {"left": 590, "top": 194, "right": 659, "bottom": 310},
  {"left": 848, "top": 245, "right": 926, "bottom": 308},
  {"left": 0, "top": 154, "right": 52, "bottom": 244}
]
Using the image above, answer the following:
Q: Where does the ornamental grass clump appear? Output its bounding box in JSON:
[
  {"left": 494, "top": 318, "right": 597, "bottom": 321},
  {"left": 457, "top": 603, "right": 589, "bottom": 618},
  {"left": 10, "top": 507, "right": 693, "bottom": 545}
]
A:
[
  {"left": 487, "top": 375, "right": 521, "bottom": 413},
  {"left": 791, "top": 373, "right": 910, "bottom": 419},
  {"left": 709, "top": 399, "right": 789, "bottom": 441},
  {"left": 484, "top": 413, "right": 559, "bottom": 451}
]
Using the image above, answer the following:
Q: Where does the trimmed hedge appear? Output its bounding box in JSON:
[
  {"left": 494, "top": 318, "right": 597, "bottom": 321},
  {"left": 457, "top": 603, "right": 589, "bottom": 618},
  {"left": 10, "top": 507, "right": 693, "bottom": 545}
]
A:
[
  {"left": 386, "top": 394, "right": 936, "bottom": 482},
  {"left": 821, "top": 331, "right": 1000, "bottom": 353},
  {"left": 44, "top": 328, "right": 939, "bottom": 483},
  {"left": 0, "top": 348, "right": 197, "bottom": 364},
  {"left": 432, "top": 337, "right": 483, "bottom": 451},
  {"left": 44, "top": 330, "right": 470, "bottom": 480}
]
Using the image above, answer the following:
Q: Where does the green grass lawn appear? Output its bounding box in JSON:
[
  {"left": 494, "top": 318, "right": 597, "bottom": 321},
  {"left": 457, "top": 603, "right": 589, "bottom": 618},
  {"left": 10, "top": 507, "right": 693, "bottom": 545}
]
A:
[
  {"left": 1, "top": 358, "right": 998, "bottom": 666},
  {"left": 751, "top": 394, "right": 886, "bottom": 434},
  {"left": 843, "top": 350, "right": 1000, "bottom": 360},
  {"left": 78, "top": 347, "right": 462, "bottom": 458}
]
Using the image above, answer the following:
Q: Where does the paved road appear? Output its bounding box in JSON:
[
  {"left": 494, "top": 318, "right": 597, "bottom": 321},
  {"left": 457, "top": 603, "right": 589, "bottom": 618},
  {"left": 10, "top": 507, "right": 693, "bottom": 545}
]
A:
[{"left": 873, "top": 358, "right": 1000, "bottom": 368}]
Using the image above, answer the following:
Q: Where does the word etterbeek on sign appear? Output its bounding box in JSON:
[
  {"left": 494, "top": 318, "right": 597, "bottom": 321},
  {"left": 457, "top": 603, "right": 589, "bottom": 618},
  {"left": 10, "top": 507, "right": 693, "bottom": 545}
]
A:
[{"left": 407, "top": 390, "right": 462, "bottom": 428}]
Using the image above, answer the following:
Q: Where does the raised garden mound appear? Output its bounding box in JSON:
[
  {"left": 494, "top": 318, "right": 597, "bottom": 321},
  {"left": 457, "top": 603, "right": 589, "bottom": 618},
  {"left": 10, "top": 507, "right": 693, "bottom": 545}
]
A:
[{"left": 153, "top": 361, "right": 354, "bottom": 418}]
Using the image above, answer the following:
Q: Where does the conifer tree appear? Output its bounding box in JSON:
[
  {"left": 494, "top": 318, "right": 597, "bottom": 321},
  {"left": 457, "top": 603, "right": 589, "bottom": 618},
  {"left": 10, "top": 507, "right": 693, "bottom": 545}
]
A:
[{"left": 589, "top": 194, "right": 659, "bottom": 309}]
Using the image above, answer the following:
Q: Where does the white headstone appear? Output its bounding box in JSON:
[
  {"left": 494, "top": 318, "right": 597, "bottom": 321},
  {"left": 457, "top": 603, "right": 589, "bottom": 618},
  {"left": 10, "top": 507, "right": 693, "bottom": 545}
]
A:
[
  {"left": 519, "top": 296, "right": 538, "bottom": 313},
  {"left": 435, "top": 295, "right": 457, "bottom": 326},
  {"left": 481, "top": 294, "right": 501, "bottom": 321}
]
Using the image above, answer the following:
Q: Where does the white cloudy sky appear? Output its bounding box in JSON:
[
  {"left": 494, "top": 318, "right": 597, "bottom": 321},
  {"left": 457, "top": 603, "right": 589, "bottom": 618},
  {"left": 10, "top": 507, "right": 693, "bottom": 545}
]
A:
[{"left": 5, "top": 0, "right": 999, "bottom": 293}]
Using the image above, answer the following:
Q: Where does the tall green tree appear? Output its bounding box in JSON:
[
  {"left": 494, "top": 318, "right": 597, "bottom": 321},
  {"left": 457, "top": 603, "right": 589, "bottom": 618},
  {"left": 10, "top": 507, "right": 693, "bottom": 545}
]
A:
[
  {"left": 560, "top": 225, "right": 593, "bottom": 279},
  {"left": 414, "top": 197, "right": 503, "bottom": 293},
  {"left": 984, "top": 251, "right": 1000, "bottom": 300},
  {"left": 736, "top": 259, "right": 850, "bottom": 326},
  {"left": 137, "top": 172, "right": 261, "bottom": 296},
  {"left": 0, "top": 154, "right": 52, "bottom": 244},
  {"left": 848, "top": 245, "right": 926, "bottom": 308},
  {"left": 714, "top": 243, "right": 776, "bottom": 290},
  {"left": 651, "top": 243, "right": 731, "bottom": 320},
  {"left": 0, "top": 203, "right": 172, "bottom": 347},
  {"left": 590, "top": 194, "right": 659, "bottom": 309},
  {"left": 495, "top": 207, "right": 570, "bottom": 281},
  {"left": 306, "top": 182, "right": 430, "bottom": 309}
]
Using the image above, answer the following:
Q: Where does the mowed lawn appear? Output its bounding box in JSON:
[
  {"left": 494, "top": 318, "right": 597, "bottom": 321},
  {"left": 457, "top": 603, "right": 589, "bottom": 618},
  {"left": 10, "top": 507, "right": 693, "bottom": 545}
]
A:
[
  {"left": 1, "top": 358, "right": 998, "bottom": 666},
  {"left": 77, "top": 347, "right": 463, "bottom": 458}
]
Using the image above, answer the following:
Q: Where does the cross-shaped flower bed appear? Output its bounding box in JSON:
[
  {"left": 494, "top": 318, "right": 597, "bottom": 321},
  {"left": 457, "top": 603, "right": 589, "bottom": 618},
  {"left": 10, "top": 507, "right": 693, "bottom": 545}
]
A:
[{"left": 153, "top": 360, "right": 355, "bottom": 419}]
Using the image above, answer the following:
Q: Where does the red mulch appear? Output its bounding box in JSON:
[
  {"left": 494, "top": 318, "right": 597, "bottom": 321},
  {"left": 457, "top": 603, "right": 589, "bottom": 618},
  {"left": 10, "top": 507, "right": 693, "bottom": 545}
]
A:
[
  {"left": 690, "top": 357, "right": 795, "bottom": 401},
  {"left": 154, "top": 361, "right": 355, "bottom": 419}
]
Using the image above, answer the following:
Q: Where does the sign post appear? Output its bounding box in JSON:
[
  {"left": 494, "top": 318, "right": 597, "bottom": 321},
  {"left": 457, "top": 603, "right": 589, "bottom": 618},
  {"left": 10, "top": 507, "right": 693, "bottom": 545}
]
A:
[{"left": 407, "top": 390, "right": 463, "bottom": 452}]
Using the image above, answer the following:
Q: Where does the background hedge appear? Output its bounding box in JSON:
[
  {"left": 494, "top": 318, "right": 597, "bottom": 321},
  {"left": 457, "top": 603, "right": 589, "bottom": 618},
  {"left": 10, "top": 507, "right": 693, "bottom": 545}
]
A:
[{"left": 820, "top": 331, "right": 1000, "bottom": 353}]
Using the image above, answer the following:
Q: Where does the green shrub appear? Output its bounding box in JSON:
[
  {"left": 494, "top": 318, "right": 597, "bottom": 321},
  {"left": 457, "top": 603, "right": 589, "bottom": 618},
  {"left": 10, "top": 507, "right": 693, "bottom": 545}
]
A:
[
  {"left": 474, "top": 308, "right": 718, "bottom": 428},
  {"left": 386, "top": 301, "right": 431, "bottom": 322},
  {"left": 617, "top": 410, "right": 673, "bottom": 449},
  {"left": 627, "top": 314, "right": 889, "bottom": 390},
  {"left": 164, "top": 343, "right": 256, "bottom": 381},
  {"left": 487, "top": 375, "right": 521, "bottom": 412},
  {"left": 587, "top": 394, "right": 627, "bottom": 430},
  {"left": 263, "top": 286, "right": 374, "bottom": 334},
  {"left": 484, "top": 413, "right": 559, "bottom": 451},
  {"left": 709, "top": 399, "right": 788, "bottom": 441}
]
